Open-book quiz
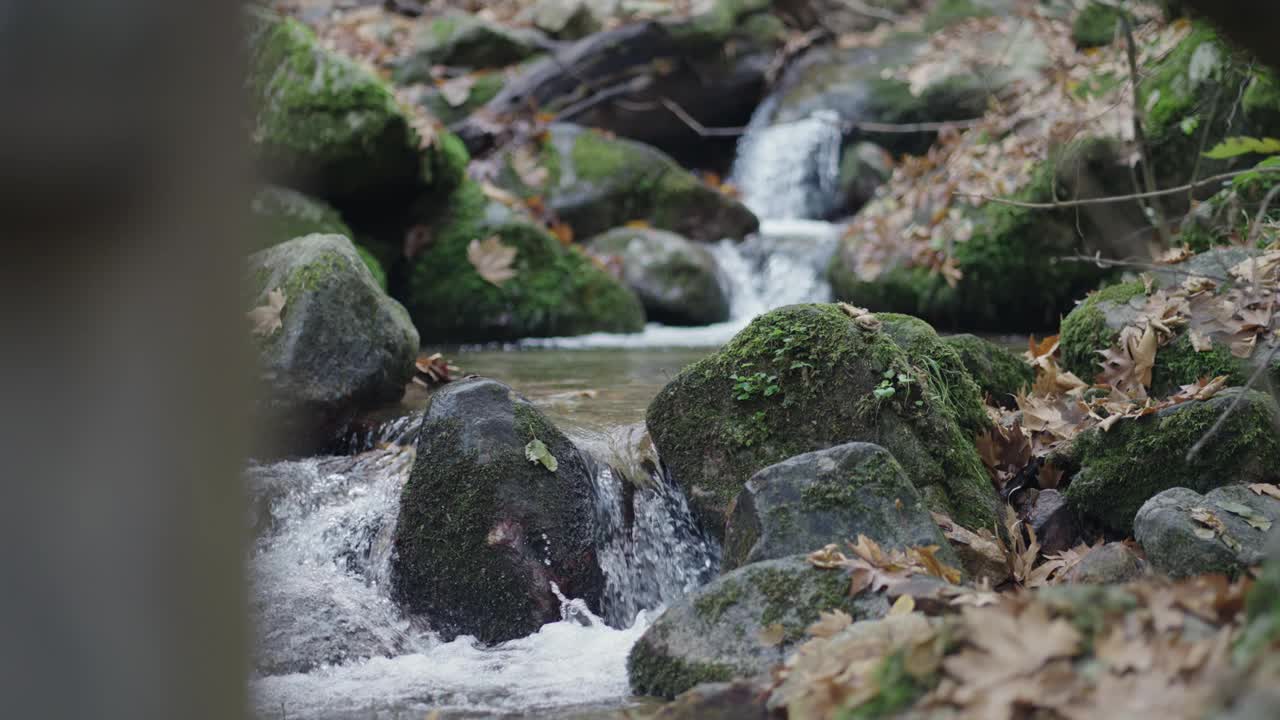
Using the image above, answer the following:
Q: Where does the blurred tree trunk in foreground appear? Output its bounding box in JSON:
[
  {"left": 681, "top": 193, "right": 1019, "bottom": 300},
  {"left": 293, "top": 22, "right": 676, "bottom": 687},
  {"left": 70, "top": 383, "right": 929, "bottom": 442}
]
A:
[{"left": 0, "top": 2, "right": 250, "bottom": 719}]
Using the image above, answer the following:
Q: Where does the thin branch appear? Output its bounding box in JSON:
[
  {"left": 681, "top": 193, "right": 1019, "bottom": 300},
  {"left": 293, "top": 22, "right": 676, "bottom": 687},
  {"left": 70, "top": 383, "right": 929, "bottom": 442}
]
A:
[
  {"left": 958, "top": 167, "right": 1280, "bottom": 210},
  {"left": 1058, "top": 254, "right": 1234, "bottom": 284},
  {"left": 1122, "top": 15, "right": 1171, "bottom": 247},
  {"left": 1247, "top": 183, "right": 1280, "bottom": 249},
  {"left": 1187, "top": 340, "right": 1280, "bottom": 461},
  {"left": 850, "top": 118, "right": 986, "bottom": 133}
]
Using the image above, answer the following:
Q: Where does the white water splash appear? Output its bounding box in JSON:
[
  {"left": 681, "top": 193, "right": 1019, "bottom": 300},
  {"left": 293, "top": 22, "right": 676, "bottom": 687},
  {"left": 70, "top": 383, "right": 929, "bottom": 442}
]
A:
[{"left": 730, "top": 103, "right": 845, "bottom": 220}]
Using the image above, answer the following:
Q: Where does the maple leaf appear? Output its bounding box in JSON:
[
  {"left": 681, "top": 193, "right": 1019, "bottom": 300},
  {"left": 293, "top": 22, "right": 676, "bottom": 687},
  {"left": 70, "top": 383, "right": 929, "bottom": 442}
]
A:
[
  {"left": 438, "top": 74, "right": 476, "bottom": 108},
  {"left": 1248, "top": 482, "right": 1280, "bottom": 501},
  {"left": 807, "top": 610, "right": 853, "bottom": 639},
  {"left": 511, "top": 143, "right": 550, "bottom": 188},
  {"left": 248, "top": 288, "right": 286, "bottom": 337},
  {"left": 413, "top": 352, "right": 458, "bottom": 387},
  {"left": 467, "top": 235, "right": 517, "bottom": 287}
]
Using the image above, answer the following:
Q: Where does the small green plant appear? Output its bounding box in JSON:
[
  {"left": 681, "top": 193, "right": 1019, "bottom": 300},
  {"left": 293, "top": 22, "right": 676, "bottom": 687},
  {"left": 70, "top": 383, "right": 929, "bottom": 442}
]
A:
[
  {"left": 730, "top": 372, "right": 781, "bottom": 401},
  {"left": 873, "top": 368, "right": 916, "bottom": 401}
]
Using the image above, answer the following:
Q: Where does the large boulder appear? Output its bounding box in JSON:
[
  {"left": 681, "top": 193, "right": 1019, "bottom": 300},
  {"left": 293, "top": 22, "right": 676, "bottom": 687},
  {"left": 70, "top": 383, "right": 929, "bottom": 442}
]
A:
[
  {"left": 646, "top": 304, "right": 1000, "bottom": 540},
  {"left": 246, "top": 235, "right": 419, "bottom": 452},
  {"left": 248, "top": 186, "right": 388, "bottom": 289},
  {"left": 391, "top": 377, "right": 605, "bottom": 643},
  {"left": 399, "top": 178, "right": 646, "bottom": 342},
  {"left": 722, "top": 443, "right": 958, "bottom": 572},
  {"left": 627, "top": 555, "right": 890, "bottom": 699},
  {"left": 942, "top": 333, "right": 1033, "bottom": 408},
  {"left": 245, "top": 9, "right": 435, "bottom": 207},
  {"left": 494, "top": 124, "right": 759, "bottom": 242},
  {"left": 392, "top": 12, "right": 545, "bottom": 80},
  {"left": 1135, "top": 485, "right": 1280, "bottom": 578},
  {"left": 586, "top": 227, "right": 730, "bottom": 326},
  {"left": 1056, "top": 388, "right": 1280, "bottom": 535}
]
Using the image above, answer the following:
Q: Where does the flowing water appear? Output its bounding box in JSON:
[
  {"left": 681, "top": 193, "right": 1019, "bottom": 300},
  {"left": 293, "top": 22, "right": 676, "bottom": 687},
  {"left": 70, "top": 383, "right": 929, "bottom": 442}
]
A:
[{"left": 250, "top": 92, "right": 859, "bottom": 718}]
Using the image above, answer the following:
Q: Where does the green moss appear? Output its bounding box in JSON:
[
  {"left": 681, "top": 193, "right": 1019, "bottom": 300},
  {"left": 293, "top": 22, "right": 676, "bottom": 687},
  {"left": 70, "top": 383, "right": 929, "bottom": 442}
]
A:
[
  {"left": 693, "top": 579, "right": 744, "bottom": 623},
  {"left": 1064, "top": 389, "right": 1280, "bottom": 534},
  {"left": 877, "top": 313, "right": 991, "bottom": 439},
  {"left": 1243, "top": 69, "right": 1280, "bottom": 130},
  {"left": 843, "top": 650, "right": 931, "bottom": 719},
  {"left": 1150, "top": 332, "right": 1246, "bottom": 396},
  {"left": 627, "top": 637, "right": 736, "bottom": 699},
  {"left": 421, "top": 72, "right": 507, "bottom": 125},
  {"left": 403, "top": 179, "right": 644, "bottom": 341},
  {"left": 571, "top": 130, "right": 633, "bottom": 183},
  {"left": 751, "top": 565, "right": 853, "bottom": 642},
  {"left": 943, "top": 334, "right": 1033, "bottom": 406},
  {"left": 924, "top": 0, "right": 993, "bottom": 32},
  {"left": 1237, "top": 555, "right": 1280, "bottom": 663},
  {"left": 1058, "top": 280, "right": 1146, "bottom": 379},
  {"left": 354, "top": 244, "right": 387, "bottom": 290},
  {"left": 1072, "top": 2, "right": 1125, "bottom": 48},
  {"left": 250, "top": 185, "right": 353, "bottom": 251}
]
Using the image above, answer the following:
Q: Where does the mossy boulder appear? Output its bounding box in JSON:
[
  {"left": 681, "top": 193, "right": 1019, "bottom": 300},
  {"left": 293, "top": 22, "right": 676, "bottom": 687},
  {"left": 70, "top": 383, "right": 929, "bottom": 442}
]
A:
[
  {"left": 528, "top": 0, "right": 605, "bottom": 40},
  {"left": 830, "top": 139, "right": 1143, "bottom": 331},
  {"left": 407, "top": 71, "right": 509, "bottom": 126},
  {"left": 627, "top": 555, "right": 890, "bottom": 698},
  {"left": 494, "top": 124, "right": 758, "bottom": 242},
  {"left": 1138, "top": 24, "right": 1280, "bottom": 197},
  {"left": 391, "top": 377, "right": 605, "bottom": 643},
  {"left": 1135, "top": 485, "right": 1280, "bottom": 578},
  {"left": 400, "top": 178, "right": 645, "bottom": 342},
  {"left": 392, "top": 12, "right": 544, "bottom": 79},
  {"left": 645, "top": 304, "right": 1001, "bottom": 540},
  {"left": 877, "top": 314, "right": 991, "bottom": 439},
  {"left": 1056, "top": 388, "right": 1280, "bottom": 535},
  {"left": 722, "top": 443, "right": 959, "bottom": 572},
  {"left": 247, "top": 186, "right": 388, "bottom": 288},
  {"left": 586, "top": 227, "right": 730, "bottom": 326},
  {"left": 838, "top": 141, "right": 894, "bottom": 214},
  {"left": 245, "top": 8, "right": 429, "bottom": 206},
  {"left": 942, "top": 333, "right": 1033, "bottom": 407},
  {"left": 246, "top": 235, "right": 419, "bottom": 453},
  {"left": 1071, "top": 1, "right": 1126, "bottom": 48},
  {"left": 1179, "top": 166, "right": 1280, "bottom": 251}
]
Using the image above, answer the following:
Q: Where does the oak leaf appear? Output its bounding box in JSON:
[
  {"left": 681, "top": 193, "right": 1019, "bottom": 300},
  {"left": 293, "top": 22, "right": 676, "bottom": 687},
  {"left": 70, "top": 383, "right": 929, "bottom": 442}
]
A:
[{"left": 467, "top": 235, "right": 518, "bottom": 287}]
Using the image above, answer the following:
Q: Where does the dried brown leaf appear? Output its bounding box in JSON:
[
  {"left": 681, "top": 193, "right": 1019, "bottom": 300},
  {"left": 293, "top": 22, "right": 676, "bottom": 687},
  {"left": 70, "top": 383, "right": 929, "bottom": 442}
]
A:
[
  {"left": 467, "top": 235, "right": 518, "bottom": 287},
  {"left": 248, "top": 288, "right": 286, "bottom": 337}
]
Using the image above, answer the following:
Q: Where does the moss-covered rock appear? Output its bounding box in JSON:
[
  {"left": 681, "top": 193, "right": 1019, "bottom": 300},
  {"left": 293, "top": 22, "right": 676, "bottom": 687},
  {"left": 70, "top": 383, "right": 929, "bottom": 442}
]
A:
[
  {"left": 391, "top": 377, "right": 604, "bottom": 643},
  {"left": 250, "top": 186, "right": 352, "bottom": 249},
  {"left": 245, "top": 8, "right": 429, "bottom": 205},
  {"left": 246, "top": 235, "right": 419, "bottom": 453},
  {"left": 411, "top": 71, "right": 509, "bottom": 126},
  {"left": 923, "top": 0, "right": 1003, "bottom": 32},
  {"left": 586, "top": 227, "right": 730, "bottom": 326},
  {"left": 1058, "top": 388, "right": 1280, "bottom": 535},
  {"left": 877, "top": 314, "right": 991, "bottom": 439},
  {"left": 1135, "top": 485, "right": 1280, "bottom": 579},
  {"left": 400, "top": 179, "right": 645, "bottom": 342},
  {"left": 645, "top": 304, "right": 1000, "bottom": 539},
  {"left": 1178, "top": 163, "right": 1280, "bottom": 251},
  {"left": 838, "top": 141, "right": 894, "bottom": 214},
  {"left": 392, "top": 12, "right": 544, "bottom": 79},
  {"left": 627, "top": 555, "right": 890, "bottom": 698},
  {"left": 494, "top": 124, "right": 758, "bottom": 242},
  {"left": 830, "top": 140, "right": 1136, "bottom": 331},
  {"left": 722, "top": 443, "right": 959, "bottom": 572},
  {"left": 943, "top": 333, "right": 1033, "bottom": 407},
  {"left": 1071, "top": 1, "right": 1126, "bottom": 48},
  {"left": 1057, "top": 279, "right": 1150, "bottom": 381}
]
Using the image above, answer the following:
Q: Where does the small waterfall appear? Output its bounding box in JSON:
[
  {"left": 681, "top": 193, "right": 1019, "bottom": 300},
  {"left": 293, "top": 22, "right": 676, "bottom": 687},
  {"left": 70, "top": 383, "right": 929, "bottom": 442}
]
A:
[{"left": 729, "top": 100, "right": 846, "bottom": 220}]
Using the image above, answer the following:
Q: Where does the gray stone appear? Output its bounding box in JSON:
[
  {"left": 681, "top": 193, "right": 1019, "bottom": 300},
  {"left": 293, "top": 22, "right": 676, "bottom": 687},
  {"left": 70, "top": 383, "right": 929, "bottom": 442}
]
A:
[
  {"left": 247, "top": 235, "right": 418, "bottom": 453},
  {"left": 1028, "top": 489, "right": 1078, "bottom": 556},
  {"left": 587, "top": 227, "right": 729, "bottom": 326},
  {"left": 1064, "top": 542, "right": 1147, "bottom": 584},
  {"left": 648, "top": 679, "right": 773, "bottom": 720},
  {"left": 391, "top": 378, "right": 605, "bottom": 643},
  {"left": 530, "top": 0, "right": 606, "bottom": 39},
  {"left": 627, "top": 555, "right": 890, "bottom": 699},
  {"left": 393, "top": 12, "right": 545, "bottom": 80},
  {"left": 723, "top": 443, "right": 957, "bottom": 572},
  {"left": 838, "top": 141, "right": 893, "bottom": 213},
  {"left": 1135, "top": 485, "right": 1280, "bottom": 578}
]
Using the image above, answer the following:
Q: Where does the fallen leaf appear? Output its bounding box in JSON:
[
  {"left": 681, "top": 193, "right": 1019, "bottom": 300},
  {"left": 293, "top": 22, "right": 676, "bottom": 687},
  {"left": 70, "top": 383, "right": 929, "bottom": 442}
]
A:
[
  {"left": 248, "top": 288, "right": 286, "bottom": 337},
  {"left": 808, "top": 609, "right": 853, "bottom": 638},
  {"left": 467, "top": 235, "right": 518, "bottom": 287},
  {"left": 1213, "top": 499, "right": 1273, "bottom": 531},
  {"left": 1248, "top": 483, "right": 1280, "bottom": 501},
  {"left": 438, "top": 74, "right": 476, "bottom": 107},
  {"left": 889, "top": 594, "right": 916, "bottom": 616},
  {"left": 524, "top": 438, "right": 558, "bottom": 472},
  {"left": 511, "top": 143, "right": 550, "bottom": 188},
  {"left": 758, "top": 623, "right": 786, "bottom": 647}
]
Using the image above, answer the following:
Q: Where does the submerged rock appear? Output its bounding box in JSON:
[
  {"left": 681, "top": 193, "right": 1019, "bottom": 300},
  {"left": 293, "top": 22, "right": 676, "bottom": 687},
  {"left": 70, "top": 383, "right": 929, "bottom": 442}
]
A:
[
  {"left": 493, "top": 124, "right": 759, "bottom": 242},
  {"left": 586, "top": 227, "right": 730, "bottom": 326},
  {"left": 246, "top": 235, "right": 418, "bottom": 452},
  {"left": 722, "top": 443, "right": 958, "bottom": 572},
  {"left": 1135, "top": 485, "right": 1280, "bottom": 578},
  {"left": 646, "top": 304, "right": 1000, "bottom": 540},
  {"left": 391, "top": 378, "right": 605, "bottom": 643},
  {"left": 1057, "top": 389, "right": 1280, "bottom": 535},
  {"left": 245, "top": 9, "right": 434, "bottom": 206},
  {"left": 627, "top": 555, "right": 890, "bottom": 699},
  {"left": 400, "top": 178, "right": 645, "bottom": 342}
]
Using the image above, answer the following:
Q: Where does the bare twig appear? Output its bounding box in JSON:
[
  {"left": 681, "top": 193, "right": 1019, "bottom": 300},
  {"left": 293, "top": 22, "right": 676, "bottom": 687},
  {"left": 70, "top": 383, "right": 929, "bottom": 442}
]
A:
[
  {"left": 1122, "top": 15, "right": 1171, "bottom": 247},
  {"left": 1247, "top": 184, "right": 1280, "bottom": 249},
  {"left": 1187, "top": 341, "right": 1280, "bottom": 461},
  {"left": 850, "top": 118, "right": 986, "bottom": 133},
  {"left": 1058, "top": 254, "right": 1234, "bottom": 284},
  {"left": 958, "top": 167, "right": 1280, "bottom": 210}
]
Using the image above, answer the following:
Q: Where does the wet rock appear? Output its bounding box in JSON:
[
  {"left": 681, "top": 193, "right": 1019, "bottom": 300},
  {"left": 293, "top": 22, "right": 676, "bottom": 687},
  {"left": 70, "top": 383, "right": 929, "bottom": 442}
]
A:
[
  {"left": 723, "top": 443, "right": 958, "bottom": 572},
  {"left": 391, "top": 377, "right": 605, "bottom": 643},
  {"left": 399, "top": 178, "right": 646, "bottom": 342},
  {"left": 246, "top": 235, "right": 418, "bottom": 453},
  {"left": 1135, "top": 485, "right": 1280, "bottom": 578},
  {"left": 248, "top": 186, "right": 388, "bottom": 289},
  {"left": 1057, "top": 389, "right": 1280, "bottom": 535},
  {"left": 245, "top": 8, "right": 435, "bottom": 206},
  {"left": 837, "top": 141, "right": 893, "bottom": 214},
  {"left": 392, "top": 12, "right": 544, "bottom": 78},
  {"left": 646, "top": 304, "right": 1000, "bottom": 540},
  {"left": 1027, "top": 489, "right": 1078, "bottom": 556},
  {"left": 942, "top": 334, "right": 1033, "bottom": 408},
  {"left": 1064, "top": 542, "right": 1146, "bottom": 585},
  {"left": 586, "top": 227, "right": 729, "bottom": 326},
  {"left": 647, "top": 678, "right": 775, "bottom": 720},
  {"left": 627, "top": 555, "right": 890, "bottom": 699},
  {"left": 493, "top": 124, "right": 759, "bottom": 243}
]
